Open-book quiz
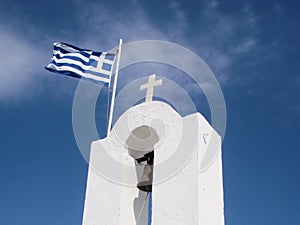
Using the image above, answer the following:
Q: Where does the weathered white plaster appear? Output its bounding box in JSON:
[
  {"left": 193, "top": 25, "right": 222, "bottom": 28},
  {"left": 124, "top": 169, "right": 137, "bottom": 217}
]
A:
[{"left": 82, "top": 101, "right": 225, "bottom": 225}]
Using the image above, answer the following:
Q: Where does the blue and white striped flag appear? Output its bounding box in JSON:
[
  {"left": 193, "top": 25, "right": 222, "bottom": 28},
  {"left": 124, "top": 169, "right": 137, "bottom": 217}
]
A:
[{"left": 46, "top": 42, "right": 116, "bottom": 85}]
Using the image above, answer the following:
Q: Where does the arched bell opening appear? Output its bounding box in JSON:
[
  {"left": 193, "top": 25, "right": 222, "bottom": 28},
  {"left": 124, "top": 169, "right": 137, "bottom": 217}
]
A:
[{"left": 125, "top": 125, "right": 159, "bottom": 224}]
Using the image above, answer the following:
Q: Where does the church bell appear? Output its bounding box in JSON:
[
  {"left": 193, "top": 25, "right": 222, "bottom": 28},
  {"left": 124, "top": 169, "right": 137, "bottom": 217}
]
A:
[
  {"left": 136, "top": 151, "right": 154, "bottom": 192},
  {"left": 137, "top": 164, "right": 153, "bottom": 192}
]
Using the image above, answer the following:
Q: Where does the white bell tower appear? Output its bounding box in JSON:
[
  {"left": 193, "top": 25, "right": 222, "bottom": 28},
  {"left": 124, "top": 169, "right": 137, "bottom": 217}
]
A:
[{"left": 81, "top": 74, "right": 225, "bottom": 225}]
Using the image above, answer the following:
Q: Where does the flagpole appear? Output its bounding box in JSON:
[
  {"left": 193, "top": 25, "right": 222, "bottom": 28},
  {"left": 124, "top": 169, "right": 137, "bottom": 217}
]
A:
[{"left": 107, "top": 38, "right": 123, "bottom": 136}]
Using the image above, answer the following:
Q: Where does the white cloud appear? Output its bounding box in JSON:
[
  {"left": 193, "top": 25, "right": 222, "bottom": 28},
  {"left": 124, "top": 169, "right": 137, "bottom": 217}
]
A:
[
  {"left": 273, "top": 3, "right": 282, "bottom": 16},
  {"left": 168, "top": 1, "right": 188, "bottom": 37},
  {"left": 208, "top": 0, "right": 220, "bottom": 9},
  {"left": 189, "top": 4, "right": 260, "bottom": 84},
  {"left": 0, "top": 25, "right": 45, "bottom": 103},
  {"left": 77, "top": 2, "right": 168, "bottom": 50},
  {"left": 80, "top": 1, "right": 240, "bottom": 86},
  {"left": 0, "top": 24, "right": 81, "bottom": 103},
  {"left": 243, "top": 5, "right": 256, "bottom": 27},
  {"left": 229, "top": 38, "right": 256, "bottom": 54},
  {"left": 0, "top": 1, "right": 263, "bottom": 103}
]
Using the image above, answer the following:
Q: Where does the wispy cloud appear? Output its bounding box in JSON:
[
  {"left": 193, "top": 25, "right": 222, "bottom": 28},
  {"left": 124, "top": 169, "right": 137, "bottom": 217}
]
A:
[
  {"left": 273, "top": 3, "right": 282, "bottom": 17},
  {"left": 79, "top": 1, "right": 261, "bottom": 86},
  {"left": 186, "top": 3, "right": 261, "bottom": 83},
  {"left": 76, "top": 2, "right": 168, "bottom": 49},
  {"left": 0, "top": 1, "right": 272, "bottom": 103},
  {"left": 0, "top": 24, "right": 45, "bottom": 103},
  {"left": 208, "top": 0, "right": 220, "bottom": 9},
  {"left": 229, "top": 38, "right": 256, "bottom": 54}
]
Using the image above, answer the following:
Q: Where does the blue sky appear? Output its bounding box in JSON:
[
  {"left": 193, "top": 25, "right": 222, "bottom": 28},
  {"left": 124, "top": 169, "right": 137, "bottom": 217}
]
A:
[{"left": 0, "top": 0, "right": 299, "bottom": 224}]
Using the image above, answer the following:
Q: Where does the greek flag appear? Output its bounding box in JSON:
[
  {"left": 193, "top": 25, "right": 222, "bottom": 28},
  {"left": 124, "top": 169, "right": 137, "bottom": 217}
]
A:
[{"left": 45, "top": 42, "right": 115, "bottom": 85}]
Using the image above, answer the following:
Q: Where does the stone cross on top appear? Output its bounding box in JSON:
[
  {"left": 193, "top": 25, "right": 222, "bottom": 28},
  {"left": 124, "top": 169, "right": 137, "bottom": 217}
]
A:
[{"left": 140, "top": 74, "right": 163, "bottom": 102}]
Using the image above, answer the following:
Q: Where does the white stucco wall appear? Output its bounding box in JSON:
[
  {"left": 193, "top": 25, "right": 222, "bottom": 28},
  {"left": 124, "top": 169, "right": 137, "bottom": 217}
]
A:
[{"left": 82, "top": 101, "right": 225, "bottom": 225}]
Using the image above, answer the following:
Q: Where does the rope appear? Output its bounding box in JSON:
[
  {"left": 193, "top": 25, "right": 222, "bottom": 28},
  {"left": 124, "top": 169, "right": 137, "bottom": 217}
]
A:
[{"left": 136, "top": 192, "right": 149, "bottom": 224}]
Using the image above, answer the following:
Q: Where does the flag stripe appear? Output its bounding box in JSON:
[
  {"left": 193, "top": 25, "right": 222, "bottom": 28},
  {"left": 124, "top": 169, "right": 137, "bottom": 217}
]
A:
[
  {"left": 52, "top": 54, "right": 98, "bottom": 66},
  {"left": 46, "top": 64, "right": 110, "bottom": 83},
  {"left": 48, "top": 61, "right": 111, "bottom": 78},
  {"left": 51, "top": 56, "right": 98, "bottom": 70},
  {"left": 53, "top": 50, "right": 94, "bottom": 63},
  {"left": 54, "top": 42, "right": 91, "bottom": 52},
  {"left": 53, "top": 45, "right": 92, "bottom": 59}
]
